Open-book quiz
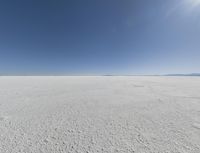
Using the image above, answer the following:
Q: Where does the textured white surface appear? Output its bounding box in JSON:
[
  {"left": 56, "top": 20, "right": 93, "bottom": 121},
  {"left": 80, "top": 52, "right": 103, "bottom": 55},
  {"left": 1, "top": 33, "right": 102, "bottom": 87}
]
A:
[{"left": 0, "top": 76, "right": 200, "bottom": 153}]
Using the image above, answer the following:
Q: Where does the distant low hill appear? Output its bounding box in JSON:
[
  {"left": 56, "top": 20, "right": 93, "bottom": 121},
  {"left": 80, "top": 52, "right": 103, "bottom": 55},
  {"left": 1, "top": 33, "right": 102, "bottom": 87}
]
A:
[{"left": 165, "top": 73, "right": 200, "bottom": 76}]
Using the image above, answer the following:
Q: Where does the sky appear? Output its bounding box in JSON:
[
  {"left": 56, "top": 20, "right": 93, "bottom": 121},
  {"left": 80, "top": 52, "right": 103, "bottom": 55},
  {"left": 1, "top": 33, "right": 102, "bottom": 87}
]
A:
[{"left": 0, "top": 0, "right": 200, "bottom": 75}]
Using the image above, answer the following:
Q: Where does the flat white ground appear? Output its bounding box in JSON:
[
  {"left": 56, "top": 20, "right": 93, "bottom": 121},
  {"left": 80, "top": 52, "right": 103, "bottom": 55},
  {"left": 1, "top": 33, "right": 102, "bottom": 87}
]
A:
[{"left": 0, "top": 76, "right": 200, "bottom": 153}]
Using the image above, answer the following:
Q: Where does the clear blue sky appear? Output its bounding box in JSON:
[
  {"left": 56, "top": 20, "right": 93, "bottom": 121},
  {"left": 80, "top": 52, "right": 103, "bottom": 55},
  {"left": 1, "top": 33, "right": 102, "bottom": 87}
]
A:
[{"left": 0, "top": 0, "right": 200, "bottom": 75}]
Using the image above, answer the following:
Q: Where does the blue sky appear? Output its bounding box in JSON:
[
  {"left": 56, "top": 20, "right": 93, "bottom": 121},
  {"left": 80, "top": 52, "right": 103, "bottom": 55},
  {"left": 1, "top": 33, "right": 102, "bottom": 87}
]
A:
[{"left": 0, "top": 0, "right": 200, "bottom": 75}]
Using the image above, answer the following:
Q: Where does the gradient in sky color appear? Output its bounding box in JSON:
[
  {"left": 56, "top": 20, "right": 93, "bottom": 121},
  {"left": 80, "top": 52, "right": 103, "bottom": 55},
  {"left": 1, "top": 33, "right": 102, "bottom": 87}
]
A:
[{"left": 0, "top": 0, "right": 200, "bottom": 75}]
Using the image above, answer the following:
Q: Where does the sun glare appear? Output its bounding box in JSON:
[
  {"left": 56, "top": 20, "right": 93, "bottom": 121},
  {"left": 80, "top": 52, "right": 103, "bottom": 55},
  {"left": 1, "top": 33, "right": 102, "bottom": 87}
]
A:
[{"left": 186, "top": 0, "right": 200, "bottom": 9}]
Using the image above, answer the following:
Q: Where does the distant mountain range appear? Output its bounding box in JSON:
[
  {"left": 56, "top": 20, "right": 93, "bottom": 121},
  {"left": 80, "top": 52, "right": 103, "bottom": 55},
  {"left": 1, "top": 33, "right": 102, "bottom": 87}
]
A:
[{"left": 164, "top": 73, "right": 200, "bottom": 76}]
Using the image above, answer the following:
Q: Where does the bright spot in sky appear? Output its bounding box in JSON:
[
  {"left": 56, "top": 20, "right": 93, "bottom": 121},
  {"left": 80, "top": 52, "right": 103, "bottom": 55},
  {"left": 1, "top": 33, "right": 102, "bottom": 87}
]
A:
[
  {"left": 185, "top": 0, "right": 200, "bottom": 9},
  {"left": 167, "top": 0, "right": 200, "bottom": 17}
]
